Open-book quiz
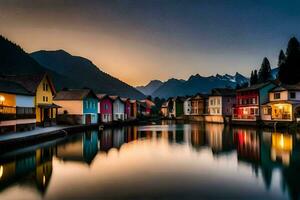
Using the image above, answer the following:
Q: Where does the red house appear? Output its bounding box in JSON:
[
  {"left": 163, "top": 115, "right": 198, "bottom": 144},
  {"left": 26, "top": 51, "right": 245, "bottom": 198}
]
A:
[
  {"left": 121, "top": 98, "right": 131, "bottom": 120},
  {"left": 140, "top": 99, "right": 155, "bottom": 116},
  {"left": 232, "top": 82, "right": 277, "bottom": 123},
  {"left": 97, "top": 94, "right": 113, "bottom": 123}
]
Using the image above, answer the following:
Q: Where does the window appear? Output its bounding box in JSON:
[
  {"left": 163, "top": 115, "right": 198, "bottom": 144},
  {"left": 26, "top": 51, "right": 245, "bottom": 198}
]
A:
[
  {"left": 43, "top": 96, "right": 45, "bottom": 102},
  {"left": 210, "top": 99, "right": 213, "bottom": 105},
  {"left": 274, "top": 92, "right": 281, "bottom": 99},
  {"left": 104, "top": 104, "right": 108, "bottom": 110},
  {"left": 252, "top": 98, "right": 256, "bottom": 104},
  {"left": 290, "top": 92, "right": 296, "bottom": 99},
  {"left": 217, "top": 99, "right": 220, "bottom": 105},
  {"left": 263, "top": 107, "right": 271, "bottom": 115},
  {"left": 46, "top": 84, "right": 48, "bottom": 91},
  {"left": 46, "top": 96, "right": 48, "bottom": 102}
]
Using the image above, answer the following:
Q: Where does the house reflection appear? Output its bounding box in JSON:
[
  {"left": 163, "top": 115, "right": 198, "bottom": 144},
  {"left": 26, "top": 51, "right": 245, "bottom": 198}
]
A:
[
  {"left": 205, "top": 124, "right": 234, "bottom": 155},
  {"left": 190, "top": 123, "right": 206, "bottom": 151},
  {"left": 56, "top": 131, "right": 98, "bottom": 165},
  {"left": 271, "top": 133, "right": 293, "bottom": 166},
  {"left": 0, "top": 147, "right": 53, "bottom": 195}
]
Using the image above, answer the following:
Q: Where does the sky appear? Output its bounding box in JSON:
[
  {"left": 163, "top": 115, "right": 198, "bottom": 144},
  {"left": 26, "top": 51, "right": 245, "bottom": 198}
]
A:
[{"left": 0, "top": 0, "right": 300, "bottom": 86}]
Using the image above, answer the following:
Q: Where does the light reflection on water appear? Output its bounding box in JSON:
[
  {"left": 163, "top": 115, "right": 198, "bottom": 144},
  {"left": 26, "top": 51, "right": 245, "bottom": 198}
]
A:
[{"left": 0, "top": 122, "right": 299, "bottom": 199}]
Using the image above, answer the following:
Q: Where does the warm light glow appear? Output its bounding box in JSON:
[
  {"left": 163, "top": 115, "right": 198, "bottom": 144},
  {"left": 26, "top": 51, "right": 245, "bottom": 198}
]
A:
[
  {"left": 43, "top": 175, "right": 46, "bottom": 186},
  {"left": 272, "top": 133, "right": 292, "bottom": 151},
  {"left": 0, "top": 95, "right": 5, "bottom": 104},
  {"left": 0, "top": 165, "right": 3, "bottom": 179}
]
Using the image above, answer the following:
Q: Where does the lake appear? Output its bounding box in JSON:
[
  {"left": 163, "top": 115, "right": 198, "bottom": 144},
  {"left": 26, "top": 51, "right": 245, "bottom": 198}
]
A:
[{"left": 0, "top": 121, "right": 298, "bottom": 200}]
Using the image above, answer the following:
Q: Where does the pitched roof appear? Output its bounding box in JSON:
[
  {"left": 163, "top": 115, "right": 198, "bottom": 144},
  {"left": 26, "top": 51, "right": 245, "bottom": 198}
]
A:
[
  {"left": 0, "top": 73, "right": 56, "bottom": 94},
  {"left": 271, "top": 83, "right": 300, "bottom": 92},
  {"left": 237, "top": 81, "right": 276, "bottom": 92},
  {"left": 211, "top": 88, "right": 236, "bottom": 96},
  {"left": 54, "top": 89, "right": 96, "bottom": 100},
  {"left": 0, "top": 80, "right": 33, "bottom": 95}
]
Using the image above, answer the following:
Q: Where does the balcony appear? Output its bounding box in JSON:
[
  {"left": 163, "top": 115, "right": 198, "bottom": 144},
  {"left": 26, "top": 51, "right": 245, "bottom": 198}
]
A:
[
  {"left": 233, "top": 114, "right": 257, "bottom": 121},
  {"left": 0, "top": 106, "right": 36, "bottom": 121},
  {"left": 0, "top": 106, "right": 16, "bottom": 121}
]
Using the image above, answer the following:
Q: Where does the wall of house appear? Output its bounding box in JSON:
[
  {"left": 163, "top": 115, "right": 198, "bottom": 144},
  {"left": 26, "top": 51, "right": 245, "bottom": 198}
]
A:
[
  {"left": 99, "top": 98, "right": 113, "bottom": 114},
  {"left": 16, "top": 95, "right": 34, "bottom": 107},
  {"left": 259, "top": 84, "right": 276, "bottom": 105},
  {"left": 208, "top": 96, "right": 222, "bottom": 115},
  {"left": 54, "top": 100, "right": 83, "bottom": 115},
  {"left": 184, "top": 100, "right": 191, "bottom": 115},
  {"left": 269, "top": 91, "right": 288, "bottom": 101},
  {"left": 0, "top": 92, "right": 16, "bottom": 107},
  {"left": 35, "top": 76, "right": 54, "bottom": 123},
  {"left": 222, "top": 96, "right": 235, "bottom": 116},
  {"left": 175, "top": 101, "right": 184, "bottom": 117},
  {"left": 83, "top": 97, "right": 98, "bottom": 114},
  {"left": 113, "top": 99, "right": 125, "bottom": 120}
]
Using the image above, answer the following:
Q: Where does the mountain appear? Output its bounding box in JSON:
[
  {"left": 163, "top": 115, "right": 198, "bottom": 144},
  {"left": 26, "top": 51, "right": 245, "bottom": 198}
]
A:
[
  {"left": 0, "top": 35, "right": 78, "bottom": 89},
  {"left": 136, "top": 80, "right": 163, "bottom": 96},
  {"left": 30, "top": 50, "right": 145, "bottom": 99},
  {"left": 150, "top": 73, "right": 249, "bottom": 98}
]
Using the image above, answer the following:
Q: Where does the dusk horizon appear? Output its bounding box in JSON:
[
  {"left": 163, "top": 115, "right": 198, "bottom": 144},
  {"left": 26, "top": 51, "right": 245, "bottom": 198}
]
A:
[{"left": 1, "top": 0, "right": 300, "bottom": 86}]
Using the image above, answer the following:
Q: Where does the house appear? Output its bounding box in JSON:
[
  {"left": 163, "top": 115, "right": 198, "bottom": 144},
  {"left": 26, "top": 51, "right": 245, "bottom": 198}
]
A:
[
  {"left": 0, "top": 80, "right": 36, "bottom": 134},
  {"left": 184, "top": 97, "right": 191, "bottom": 115},
  {"left": 261, "top": 84, "right": 300, "bottom": 122},
  {"left": 168, "top": 97, "right": 184, "bottom": 118},
  {"left": 110, "top": 96, "right": 125, "bottom": 121},
  {"left": 190, "top": 94, "right": 207, "bottom": 115},
  {"left": 160, "top": 102, "right": 169, "bottom": 117},
  {"left": 129, "top": 100, "right": 138, "bottom": 119},
  {"left": 97, "top": 94, "right": 113, "bottom": 123},
  {"left": 232, "top": 82, "right": 277, "bottom": 123},
  {"left": 121, "top": 98, "right": 131, "bottom": 120},
  {"left": 53, "top": 89, "right": 98, "bottom": 124},
  {"left": 1, "top": 73, "right": 59, "bottom": 127},
  {"left": 208, "top": 88, "right": 236, "bottom": 116},
  {"left": 140, "top": 99, "right": 155, "bottom": 116}
]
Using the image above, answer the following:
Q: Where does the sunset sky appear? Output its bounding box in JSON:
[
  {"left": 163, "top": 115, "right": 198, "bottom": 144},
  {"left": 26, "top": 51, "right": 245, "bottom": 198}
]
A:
[{"left": 0, "top": 0, "right": 300, "bottom": 86}]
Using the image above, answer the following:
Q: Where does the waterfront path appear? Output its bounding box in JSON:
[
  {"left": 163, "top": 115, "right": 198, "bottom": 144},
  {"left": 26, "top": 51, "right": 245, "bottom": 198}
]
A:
[{"left": 0, "top": 124, "right": 101, "bottom": 151}]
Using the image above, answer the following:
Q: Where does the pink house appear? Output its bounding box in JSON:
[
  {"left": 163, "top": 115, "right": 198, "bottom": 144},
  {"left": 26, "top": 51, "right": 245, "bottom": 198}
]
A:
[
  {"left": 121, "top": 98, "right": 131, "bottom": 120},
  {"left": 140, "top": 99, "right": 155, "bottom": 116},
  {"left": 97, "top": 94, "right": 113, "bottom": 123}
]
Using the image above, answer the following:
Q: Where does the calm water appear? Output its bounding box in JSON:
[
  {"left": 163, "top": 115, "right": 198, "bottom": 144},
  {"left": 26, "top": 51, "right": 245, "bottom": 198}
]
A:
[{"left": 0, "top": 122, "right": 299, "bottom": 200}]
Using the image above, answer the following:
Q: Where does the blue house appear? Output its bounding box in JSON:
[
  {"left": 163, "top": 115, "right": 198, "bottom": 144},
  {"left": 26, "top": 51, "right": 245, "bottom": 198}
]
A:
[{"left": 54, "top": 89, "right": 98, "bottom": 124}]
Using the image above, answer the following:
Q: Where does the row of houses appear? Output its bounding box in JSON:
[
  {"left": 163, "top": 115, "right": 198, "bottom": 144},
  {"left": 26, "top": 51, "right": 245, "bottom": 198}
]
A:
[
  {"left": 161, "top": 82, "right": 300, "bottom": 125},
  {"left": 0, "top": 73, "right": 155, "bottom": 134}
]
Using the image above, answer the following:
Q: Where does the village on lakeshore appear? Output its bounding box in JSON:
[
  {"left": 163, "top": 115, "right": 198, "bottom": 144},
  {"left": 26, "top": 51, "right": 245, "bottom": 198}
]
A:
[{"left": 1, "top": 36, "right": 300, "bottom": 136}]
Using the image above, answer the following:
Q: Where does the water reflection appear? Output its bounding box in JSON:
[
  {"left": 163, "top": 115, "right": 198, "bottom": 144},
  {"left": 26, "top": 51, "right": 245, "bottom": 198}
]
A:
[{"left": 0, "top": 123, "right": 299, "bottom": 199}]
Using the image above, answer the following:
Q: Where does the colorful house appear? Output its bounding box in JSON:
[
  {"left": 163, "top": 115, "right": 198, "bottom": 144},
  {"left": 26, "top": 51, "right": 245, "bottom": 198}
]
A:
[
  {"left": 232, "top": 82, "right": 277, "bottom": 123},
  {"left": 208, "top": 88, "right": 236, "bottom": 116},
  {"left": 2, "top": 73, "right": 59, "bottom": 127},
  {"left": 190, "top": 94, "right": 207, "bottom": 115},
  {"left": 121, "top": 98, "right": 131, "bottom": 120},
  {"left": 129, "top": 100, "right": 138, "bottom": 119},
  {"left": 184, "top": 97, "right": 191, "bottom": 115},
  {"left": 97, "top": 94, "right": 113, "bottom": 123},
  {"left": 140, "top": 99, "right": 155, "bottom": 116},
  {"left": 110, "top": 96, "right": 125, "bottom": 121},
  {"left": 261, "top": 84, "right": 300, "bottom": 122},
  {"left": 168, "top": 97, "right": 184, "bottom": 118},
  {"left": 53, "top": 89, "right": 98, "bottom": 124},
  {"left": 0, "top": 80, "right": 36, "bottom": 134},
  {"left": 160, "top": 102, "right": 169, "bottom": 117}
]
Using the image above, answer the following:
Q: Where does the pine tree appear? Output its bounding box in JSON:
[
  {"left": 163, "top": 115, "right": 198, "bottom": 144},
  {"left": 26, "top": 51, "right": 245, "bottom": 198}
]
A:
[
  {"left": 258, "top": 57, "right": 271, "bottom": 83},
  {"left": 278, "top": 37, "right": 300, "bottom": 84},
  {"left": 250, "top": 70, "right": 254, "bottom": 85},
  {"left": 253, "top": 70, "right": 258, "bottom": 85}
]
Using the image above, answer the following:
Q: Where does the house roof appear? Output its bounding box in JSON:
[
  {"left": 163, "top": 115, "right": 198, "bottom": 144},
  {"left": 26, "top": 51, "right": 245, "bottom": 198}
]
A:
[
  {"left": 262, "top": 100, "right": 300, "bottom": 106},
  {"left": 271, "top": 83, "right": 300, "bottom": 92},
  {"left": 0, "top": 80, "right": 33, "bottom": 96},
  {"left": 121, "top": 97, "right": 130, "bottom": 102},
  {"left": 54, "top": 89, "right": 97, "bottom": 100},
  {"left": 237, "top": 81, "right": 275, "bottom": 92},
  {"left": 210, "top": 88, "right": 236, "bottom": 96},
  {"left": 191, "top": 93, "right": 207, "bottom": 100},
  {"left": 0, "top": 73, "right": 56, "bottom": 94}
]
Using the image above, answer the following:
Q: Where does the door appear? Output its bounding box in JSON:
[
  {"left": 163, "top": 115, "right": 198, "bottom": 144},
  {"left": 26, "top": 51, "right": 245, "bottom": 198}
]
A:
[{"left": 85, "top": 114, "right": 91, "bottom": 124}]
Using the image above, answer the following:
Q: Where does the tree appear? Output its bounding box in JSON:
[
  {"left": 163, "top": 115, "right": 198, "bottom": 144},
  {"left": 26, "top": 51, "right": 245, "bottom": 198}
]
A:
[
  {"left": 278, "top": 37, "right": 300, "bottom": 84},
  {"left": 258, "top": 57, "right": 271, "bottom": 83},
  {"left": 250, "top": 70, "right": 254, "bottom": 85},
  {"left": 250, "top": 70, "right": 258, "bottom": 86}
]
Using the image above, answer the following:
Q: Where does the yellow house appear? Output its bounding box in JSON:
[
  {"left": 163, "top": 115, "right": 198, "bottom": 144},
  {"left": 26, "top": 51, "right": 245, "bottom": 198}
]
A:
[{"left": 2, "top": 73, "right": 60, "bottom": 127}]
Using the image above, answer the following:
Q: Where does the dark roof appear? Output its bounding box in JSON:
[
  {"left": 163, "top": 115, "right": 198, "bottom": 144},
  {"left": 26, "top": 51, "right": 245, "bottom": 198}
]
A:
[
  {"left": 191, "top": 93, "right": 207, "bottom": 100},
  {"left": 271, "top": 83, "right": 300, "bottom": 92},
  {"left": 0, "top": 73, "right": 56, "bottom": 94},
  {"left": 211, "top": 88, "right": 236, "bottom": 96},
  {"left": 262, "top": 100, "right": 300, "bottom": 106},
  {"left": 237, "top": 82, "right": 276, "bottom": 92},
  {"left": 0, "top": 80, "right": 33, "bottom": 95},
  {"left": 54, "top": 89, "right": 97, "bottom": 100}
]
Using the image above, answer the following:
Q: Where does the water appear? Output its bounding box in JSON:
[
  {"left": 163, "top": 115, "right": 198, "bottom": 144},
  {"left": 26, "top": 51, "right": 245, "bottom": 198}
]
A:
[{"left": 0, "top": 121, "right": 299, "bottom": 200}]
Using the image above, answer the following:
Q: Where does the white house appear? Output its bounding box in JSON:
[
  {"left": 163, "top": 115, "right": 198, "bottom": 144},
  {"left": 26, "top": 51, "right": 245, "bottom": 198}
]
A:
[
  {"left": 184, "top": 98, "right": 191, "bottom": 115},
  {"left": 110, "top": 96, "right": 125, "bottom": 121},
  {"left": 261, "top": 84, "right": 300, "bottom": 122},
  {"left": 208, "top": 88, "right": 236, "bottom": 116}
]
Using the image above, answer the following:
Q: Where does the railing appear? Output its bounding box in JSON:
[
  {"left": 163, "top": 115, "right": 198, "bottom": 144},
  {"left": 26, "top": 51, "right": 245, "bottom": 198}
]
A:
[
  {"left": 16, "top": 107, "right": 36, "bottom": 119},
  {"left": 0, "top": 106, "right": 16, "bottom": 121},
  {"left": 233, "top": 114, "right": 257, "bottom": 120},
  {"left": 0, "top": 106, "right": 36, "bottom": 121}
]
